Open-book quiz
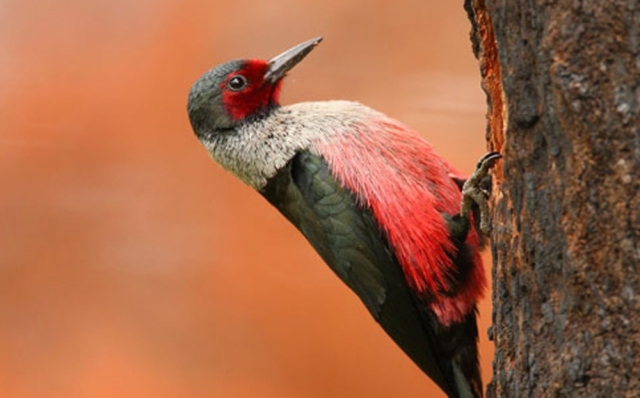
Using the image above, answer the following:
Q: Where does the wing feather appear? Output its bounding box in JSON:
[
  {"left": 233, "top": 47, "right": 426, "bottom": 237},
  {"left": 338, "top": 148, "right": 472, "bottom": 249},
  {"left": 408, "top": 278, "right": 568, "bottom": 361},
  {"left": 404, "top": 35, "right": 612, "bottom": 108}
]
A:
[{"left": 260, "top": 150, "right": 461, "bottom": 395}]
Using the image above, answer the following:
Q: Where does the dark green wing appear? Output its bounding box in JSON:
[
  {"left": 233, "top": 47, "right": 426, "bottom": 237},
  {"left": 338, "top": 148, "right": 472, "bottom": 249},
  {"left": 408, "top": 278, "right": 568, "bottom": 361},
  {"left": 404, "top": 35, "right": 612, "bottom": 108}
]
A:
[{"left": 260, "top": 150, "right": 472, "bottom": 396}]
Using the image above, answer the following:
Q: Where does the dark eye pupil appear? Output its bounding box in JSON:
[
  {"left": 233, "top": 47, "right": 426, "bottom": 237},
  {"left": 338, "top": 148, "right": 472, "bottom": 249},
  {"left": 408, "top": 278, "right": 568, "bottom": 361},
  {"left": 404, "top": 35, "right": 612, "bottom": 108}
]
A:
[{"left": 228, "top": 76, "right": 247, "bottom": 91}]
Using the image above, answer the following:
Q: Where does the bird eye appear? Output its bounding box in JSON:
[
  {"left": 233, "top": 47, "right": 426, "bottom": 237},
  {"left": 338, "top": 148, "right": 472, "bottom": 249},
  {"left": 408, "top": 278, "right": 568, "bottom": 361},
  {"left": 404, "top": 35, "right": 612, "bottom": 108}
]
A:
[{"left": 227, "top": 75, "right": 248, "bottom": 91}]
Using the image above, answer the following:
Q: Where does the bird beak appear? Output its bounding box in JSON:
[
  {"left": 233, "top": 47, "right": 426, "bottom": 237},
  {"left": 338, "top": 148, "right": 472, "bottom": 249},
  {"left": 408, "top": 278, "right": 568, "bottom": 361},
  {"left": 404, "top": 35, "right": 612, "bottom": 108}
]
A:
[{"left": 264, "top": 37, "right": 323, "bottom": 84}]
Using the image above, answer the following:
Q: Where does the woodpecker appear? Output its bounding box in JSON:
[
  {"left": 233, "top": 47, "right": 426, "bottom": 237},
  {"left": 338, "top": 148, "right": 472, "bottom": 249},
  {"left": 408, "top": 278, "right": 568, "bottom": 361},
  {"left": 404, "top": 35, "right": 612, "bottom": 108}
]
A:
[{"left": 187, "top": 37, "right": 500, "bottom": 398}]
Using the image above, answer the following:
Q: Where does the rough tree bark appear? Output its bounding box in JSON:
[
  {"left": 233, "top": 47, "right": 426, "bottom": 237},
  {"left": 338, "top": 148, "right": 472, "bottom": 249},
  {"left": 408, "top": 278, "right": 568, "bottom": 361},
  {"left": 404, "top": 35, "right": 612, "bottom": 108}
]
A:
[{"left": 464, "top": 1, "right": 640, "bottom": 397}]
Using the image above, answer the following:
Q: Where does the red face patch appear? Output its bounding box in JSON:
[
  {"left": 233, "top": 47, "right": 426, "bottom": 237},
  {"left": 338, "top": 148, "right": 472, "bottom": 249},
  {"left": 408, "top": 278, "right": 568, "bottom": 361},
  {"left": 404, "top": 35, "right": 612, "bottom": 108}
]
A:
[{"left": 220, "top": 60, "right": 283, "bottom": 121}]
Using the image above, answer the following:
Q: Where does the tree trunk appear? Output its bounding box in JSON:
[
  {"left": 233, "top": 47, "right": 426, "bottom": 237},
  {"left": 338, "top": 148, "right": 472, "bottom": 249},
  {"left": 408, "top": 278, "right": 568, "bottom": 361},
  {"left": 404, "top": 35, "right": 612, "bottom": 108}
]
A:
[{"left": 464, "top": 0, "right": 640, "bottom": 396}]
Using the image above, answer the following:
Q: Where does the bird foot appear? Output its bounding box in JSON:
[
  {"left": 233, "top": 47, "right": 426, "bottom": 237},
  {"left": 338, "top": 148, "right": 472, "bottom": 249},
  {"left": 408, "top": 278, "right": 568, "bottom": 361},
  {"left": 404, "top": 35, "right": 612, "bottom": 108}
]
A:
[{"left": 460, "top": 152, "right": 502, "bottom": 235}]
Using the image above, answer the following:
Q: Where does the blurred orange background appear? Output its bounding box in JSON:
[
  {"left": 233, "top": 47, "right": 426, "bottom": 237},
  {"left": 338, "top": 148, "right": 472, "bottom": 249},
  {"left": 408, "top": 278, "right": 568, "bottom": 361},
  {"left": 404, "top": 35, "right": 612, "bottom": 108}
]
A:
[{"left": 0, "top": 0, "right": 493, "bottom": 397}]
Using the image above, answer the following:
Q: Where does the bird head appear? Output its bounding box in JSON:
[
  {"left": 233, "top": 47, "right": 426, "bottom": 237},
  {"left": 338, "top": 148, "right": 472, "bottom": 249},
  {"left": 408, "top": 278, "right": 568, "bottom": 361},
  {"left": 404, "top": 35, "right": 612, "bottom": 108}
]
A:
[{"left": 187, "top": 37, "right": 322, "bottom": 138}]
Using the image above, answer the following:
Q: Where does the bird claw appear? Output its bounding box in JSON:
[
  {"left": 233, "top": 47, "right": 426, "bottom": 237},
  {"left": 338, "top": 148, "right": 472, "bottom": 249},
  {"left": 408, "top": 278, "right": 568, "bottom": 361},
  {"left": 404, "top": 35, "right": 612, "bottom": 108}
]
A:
[{"left": 460, "top": 152, "right": 501, "bottom": 235}]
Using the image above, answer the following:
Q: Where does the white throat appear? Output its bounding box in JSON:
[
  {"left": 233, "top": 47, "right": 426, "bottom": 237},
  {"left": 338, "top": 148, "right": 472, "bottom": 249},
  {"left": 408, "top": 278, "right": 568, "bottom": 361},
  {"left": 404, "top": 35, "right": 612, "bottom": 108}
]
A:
[{"left": 200, "top": 100, "right": 380, "bottom": 189}]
